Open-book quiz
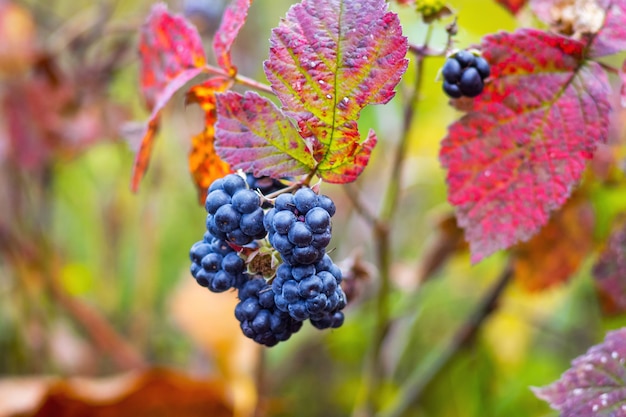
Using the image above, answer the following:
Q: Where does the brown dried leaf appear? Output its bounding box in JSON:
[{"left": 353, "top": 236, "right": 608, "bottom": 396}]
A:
[
  {"left": 513, "top": 191, "right": 594, "bottom": 291},
  {"left": 28, "top": 369, "right": 232, "bottom": 417}
]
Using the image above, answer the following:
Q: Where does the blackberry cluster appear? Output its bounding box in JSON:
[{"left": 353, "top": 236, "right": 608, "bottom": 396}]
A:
[
  {"left": 264, "top": 188, "right": 336, "bottom": 265},
  {"left": 272, "top": 255, "right": 346, "bottom": 328},
  {"left": 189, "top": 232, "right": 248, "bottom": 292},
  {"left": 188, "top": 173, "right": 347, "bottom": 347},
  {"left": 441, "top": 50, "right": 490, "bottom": 99},
  {"left": 235, "top": 277, "right": 303, "bottom": 346}
]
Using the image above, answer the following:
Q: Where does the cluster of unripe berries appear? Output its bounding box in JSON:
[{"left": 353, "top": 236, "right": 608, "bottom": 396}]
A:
[
  {"left": 189, "top": 173, "right": 346, "bottom": 346},
  {"left": 441, "top": 50, "right": 490, "bottom": 98}
]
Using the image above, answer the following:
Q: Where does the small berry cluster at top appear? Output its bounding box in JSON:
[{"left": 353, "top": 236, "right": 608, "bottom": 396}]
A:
[
  {"left": 189, "top": 173, "right": 347, "bottom": 347},
  {"left": 441, "top": 50, "right": 490, "bottom": 99}
]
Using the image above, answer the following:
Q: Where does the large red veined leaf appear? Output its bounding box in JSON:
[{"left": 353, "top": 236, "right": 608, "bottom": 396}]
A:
[
  {"left": 260, "top": 0, "right": 407, "bottom": 183},
  {"left": 440, "top": 28, "right": 611, "bottom": 263},
  {"left": 592, "top": 221, "right": 626, "bottom": 315},
  {"left": 212, "top": 0, "right": 252, "bottom": 75},
  {"left": 533, "top": 328, "right": 626, "bottom": 416},
  {"left": 215, "top": 91, "right": 317, "bottom": 177},
  {"left": 589, "top": 0, "right": 626, "bottom": 58},
  {"left": 495, "top": 0, "right": 528, "bottom": 14},
  {"left": 131, "top": 3, "right": 207, "bottom": 192},
  {"left": 187, "top": 77, "right": 234, "bottom": 203}
]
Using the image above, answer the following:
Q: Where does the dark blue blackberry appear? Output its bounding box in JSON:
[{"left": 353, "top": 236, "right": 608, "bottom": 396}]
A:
[
  {"left": 189, "top": 234, "right": 249, "bottom": 292},
  {"left": 271, "top": 255, "right": 347, "bottom": 323},
  {"left": 245, "top": 174, "right": 289, "bottom": 195},
  {"left": 205, "top": 174, "right": 267, "bottom": 246},
  {"left": 235, "top": 277, "right": 303, "bottom": 346},
  {"left": 442, "top": 50, "right": 490, "bottom": 99},
  {"left": 265, "top": 188, "right": 334, "bottom": 265}
]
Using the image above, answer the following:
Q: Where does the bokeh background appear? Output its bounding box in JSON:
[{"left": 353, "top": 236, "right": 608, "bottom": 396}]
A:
[{"left": 2, "top": 0, "right": 626, "bottom": 416}]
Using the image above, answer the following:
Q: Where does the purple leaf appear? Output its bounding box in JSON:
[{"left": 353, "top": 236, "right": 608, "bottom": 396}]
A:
[
  {"left": 214, "top": 91, "right": 316, "bottom": 177},
  {"left": 589, "top": 0, "right": 626, "bottom": 58},
  {"left": 533, "top": 328, "right": 626, "bottom": 416}
]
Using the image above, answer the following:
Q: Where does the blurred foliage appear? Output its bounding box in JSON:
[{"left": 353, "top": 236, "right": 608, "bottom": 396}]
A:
[{"left": 1, "top": 0, "right": 626, "bottom": 417}]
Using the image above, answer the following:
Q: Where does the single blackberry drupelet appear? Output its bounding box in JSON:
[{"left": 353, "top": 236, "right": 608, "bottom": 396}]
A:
[
  {"left": 235, "top": 277, "right": 303, "bottom": 346},
  {"left": 442, "top": 50, "right": 490, "bottom": 98}
]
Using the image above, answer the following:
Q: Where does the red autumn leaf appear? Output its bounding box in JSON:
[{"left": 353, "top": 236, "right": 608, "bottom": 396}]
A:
[
  {"left": 139, "top": 3, "right": 206, "bottom": 108},
  {"left": 440, "top": 28, "right": 611, "bottom": 263},
  {"left": 494, "top": 0, "right": 528, "bottom": 14},
  {"left": 593, "top": 221, "right": 626, "bottom": 315},
  {"left": 131, "top": 3, "right": 207, "bottom": 192},
  {"left": 215, "top": 91, "right": 317, "bottom": 177},
  {"left": 533, "top": 328, "right": 626, "bottom": 416},
  {"left": 261, "top": 0, "right": 408, "bottom": 183},
  {"left": 213, "top": 0, "right": 252, "bottom": 75},
  {"left": 589, "top": 0, "right": 626, "bottom": 58},
  {"left": 187, "top": 77, "right": 233, "bottom": 203}
]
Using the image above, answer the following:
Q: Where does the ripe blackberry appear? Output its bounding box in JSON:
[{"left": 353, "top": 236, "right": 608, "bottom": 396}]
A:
[
  {"left": 245, "top": 174, "right": 288, "bottom": 195},
  {"left": 265, "top": 188, "right": 334, "bottom": 266},
  {"left": 189, "top": 233, "right": 249, "bottom": 292},
  {"left": 441, "top": 50, "right": 490, "bottom": 98},
  {"left": 272, "top": 254, "right": 347, "bottom": 323},
  {"left": 205, "top": 174, "right": 267, "bottom": 245},
  {"left": 235, "top": 277, "right": 303, "bottom": 346}
]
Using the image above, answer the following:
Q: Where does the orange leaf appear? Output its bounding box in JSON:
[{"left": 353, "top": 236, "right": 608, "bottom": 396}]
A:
[
  {"left": 128, "top": 118, "right": 160, "bottom": 192},
  {"left": 512, "top": 191, "right": 594, "bottom": 291},
  {"left": 187, "top": 77, "right": 233, "bottom": 203}
]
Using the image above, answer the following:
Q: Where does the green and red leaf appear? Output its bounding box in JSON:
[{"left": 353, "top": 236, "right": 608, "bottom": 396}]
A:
[
  {"left": 533, "top": 328, "right": 626, "bottom": 416},
  {"left": 215, "top": 91, "right": 317, "bottom": 177},
  {"left": 440, "top": 29, "right": 611, "bottom": 263},
  {"left": 262, "top": 0, "right": 408, "bottom": 183},
  {"left": 213, "top": 0, "right": 253, "bottom": 75},
  {"left": 131, "top": 3, "right": 208, "bottom": 192}
]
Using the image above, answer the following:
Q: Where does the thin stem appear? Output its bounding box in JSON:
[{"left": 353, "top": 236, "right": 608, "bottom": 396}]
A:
[
  {"left": 204, "top": 65, "right": 274, "bottom": 94},
  {"left": 380, "top": 26, "right": 432, "bottom": 222},
  {"left": 343, "top": 185, "right": 378, "bottom": 228},
  {"left": 352, "top": 24, "right": 434, "bottom": 417},
  {"left": 378, "top": 261, "right": 514, "bottom": 417}
]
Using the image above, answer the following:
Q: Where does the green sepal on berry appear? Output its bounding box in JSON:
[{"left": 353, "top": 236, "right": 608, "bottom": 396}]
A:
[{"left": 239, "top": 240, "right": 283, "bottom": 280}]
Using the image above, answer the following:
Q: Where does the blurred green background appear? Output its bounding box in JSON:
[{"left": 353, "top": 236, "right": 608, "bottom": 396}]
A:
[{"left": 2, "top": 0, "right": 626, "bottom": 416}]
